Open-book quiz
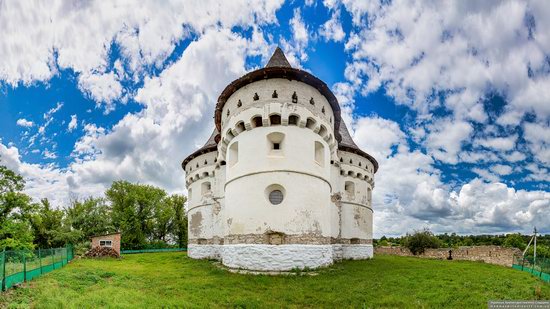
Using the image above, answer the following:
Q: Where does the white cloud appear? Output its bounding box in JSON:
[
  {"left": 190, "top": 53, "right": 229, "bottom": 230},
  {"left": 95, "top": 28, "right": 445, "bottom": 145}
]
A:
[
  {"left": 0, "top": 0, "right": 284, "bottom": 111},
  {"left": 476, "top": 135, "right": 517, "bottom": 151},
  {"left": 319, "top": 10, "right": 345, "bottom": 42},
  {"left": 425, "top": 118, "right": 473, "bottom": 164},
  {"left": 67, "top": 115, "right": 78, "bottom": 132},
  {"left": 0, "top": 142, "right": 70, "bottom": 205},
  {"left": 42, "top": 149, "right": 57, "bottom": 160},
  {"left": 16, "top": 119, "right": 34, "bottom": 127},
  {"left": 281, "top": 8, "right": 310, "bottom": 65},
  {"left": 490, "top": 164, "right": 513, "bottom": 176},
  {"left": 523, "top": 121, "right": 550, "bottom": 165},
  {"left": 77, "top": 72, "right": 123, "bottom": 112}
]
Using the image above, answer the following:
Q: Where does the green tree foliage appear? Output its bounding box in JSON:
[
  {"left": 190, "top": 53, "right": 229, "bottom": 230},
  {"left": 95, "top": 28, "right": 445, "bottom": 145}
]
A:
[
  {"left": 30, "top": 198, "right": 66, "bottom": 248},
  {"left": 65, "top": 197, "right": 115, "bottom": 240},
  {"left": 0, "top": 165, "right": 35, "bottom": 250},
  {"left": 404, "top": 229, "right": 442, "bottom": 255},
  {"left": 106, "top": 181, "right": 187, "bottom": 250},
  {"left": 168, "top": 194, "right": 187, "bottom": 248},
  {"left": 503, "top": 233, "right": 526, "bottom": 250}
]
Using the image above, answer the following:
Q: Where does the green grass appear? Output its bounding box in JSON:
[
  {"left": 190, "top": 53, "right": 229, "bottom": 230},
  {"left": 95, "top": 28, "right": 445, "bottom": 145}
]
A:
[{"left": 1, "top": 253, "right": 549, "bottom": 308}]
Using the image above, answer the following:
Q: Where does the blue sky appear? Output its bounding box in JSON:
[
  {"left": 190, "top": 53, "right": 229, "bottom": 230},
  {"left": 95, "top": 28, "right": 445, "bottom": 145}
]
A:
[{"left": 0, "top": 0, "right": 549, "bottom": 236}]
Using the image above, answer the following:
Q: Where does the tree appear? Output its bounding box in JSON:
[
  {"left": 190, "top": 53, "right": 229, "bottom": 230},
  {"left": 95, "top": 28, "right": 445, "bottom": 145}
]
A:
[
  {"left": 65, "top": 197, "right": 114, "bottom": 241},
  {"left": 167, "top": 194, "right": 187, "bottom": 248},
  {"left": 107, "top": 181, "right": 167, "bottom": 249},
  {"left": 404, "top": 229, "right": 441, "bottom": 255},
  {"left": 0, "top": 165, "right": 36, "bottom": 250},
  {"left": 503, "top": 233, "right": 526, "bottom": 250},
  {"left": 30, "top": 198, "right": 65, "bottom": 248}
]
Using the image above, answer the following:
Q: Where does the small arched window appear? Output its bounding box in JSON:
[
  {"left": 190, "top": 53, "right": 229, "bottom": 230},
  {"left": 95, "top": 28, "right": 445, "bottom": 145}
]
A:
[
  {"left": 306, "top": 118, "right": 316, "bottom": 130},
  {"left": 288, "top": 115, "right": 299, "bottom": 126},
  {"left": 269, "top": 114, "right": 281, "bottom": 126},
  {"left": 345, "top": 181, "right": 355, "bottom": 196},
  {"left": 251, "top": 116, "right": 263, "bottom": 128},
  {"left": 235, "top": 121, "right": 245, "bottom": 133},
  {"left": 319, "top": 125, "right": 328, "bottom": 137},
  {"left": 267, "top": 132, "right": 285, "bottom": 155}
]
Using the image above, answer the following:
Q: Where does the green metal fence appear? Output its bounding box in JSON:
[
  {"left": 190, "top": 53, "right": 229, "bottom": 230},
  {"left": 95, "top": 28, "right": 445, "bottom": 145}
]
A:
[
  {"left": 121, "top": 248, "right": 187, "bottom": 254},
  {"left": 512, "top": 255, "right": 550, "bottom": 283},
  {"left": 1, "top": 245, "right": 74, "bottom": 292}
]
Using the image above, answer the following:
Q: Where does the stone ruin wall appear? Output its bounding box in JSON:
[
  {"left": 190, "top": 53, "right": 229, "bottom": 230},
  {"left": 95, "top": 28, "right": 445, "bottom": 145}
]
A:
[{"left": 375, "top": 245, "right": 521, "bottom": 267}]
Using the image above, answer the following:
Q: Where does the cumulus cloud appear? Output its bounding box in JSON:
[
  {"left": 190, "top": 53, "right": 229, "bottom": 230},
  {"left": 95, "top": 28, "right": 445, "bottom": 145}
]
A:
[
  {"left": 0, "top": 0, "right": 284, "bottom": 111},
  {"left": 425, "top": 118, "right": 473, "bottom": 164},
  {"left": 67, "top": 115, "right": 78, "bottom": 132},
  {"left": 16, "top": 119, "right": 34, "bottom": 127},
  {"left": 342, "top": 0, "right": 550, "bottom": 121},
  {"left": 0, "top": 142, "right": 70, "bottom": 205},
  {"left": 281, "top": 8, "right": 310, "bottom": 65},
  {"left": 319, "top": 10, "right": 345, "bottom": 42}
]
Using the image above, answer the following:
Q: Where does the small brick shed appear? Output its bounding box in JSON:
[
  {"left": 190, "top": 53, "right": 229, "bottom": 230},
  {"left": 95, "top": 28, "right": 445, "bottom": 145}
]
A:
[{"left": 91, "top": 233, "right": 121, "bottom": 255}]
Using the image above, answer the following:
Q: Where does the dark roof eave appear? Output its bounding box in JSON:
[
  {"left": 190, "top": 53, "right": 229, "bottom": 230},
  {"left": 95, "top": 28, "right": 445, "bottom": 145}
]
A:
[
  {"left": 181, "top": 145, "right": 218, "bottom": 169},
  {"left": 338, "top": 145, "right": 379, "bottom": 173}
]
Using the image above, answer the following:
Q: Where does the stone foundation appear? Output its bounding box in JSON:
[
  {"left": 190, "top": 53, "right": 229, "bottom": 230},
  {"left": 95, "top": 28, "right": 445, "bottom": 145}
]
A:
[
  {"left": 221, "top": 244, "right": 334, "bottom": 271},
  {"left": 188, "top": 239, "right": 373, "bottom": 271},
  {"left": 342, "top": 244, "right": 373, "bottom": 260},
  {"left": 188, "top": 244, "right": 222, "bottom": 259}
]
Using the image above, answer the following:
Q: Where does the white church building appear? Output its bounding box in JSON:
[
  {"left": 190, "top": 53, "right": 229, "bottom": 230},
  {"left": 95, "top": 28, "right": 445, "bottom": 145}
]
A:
[{"left": 182, "top": 48, "right": 378, "bottom": 271}]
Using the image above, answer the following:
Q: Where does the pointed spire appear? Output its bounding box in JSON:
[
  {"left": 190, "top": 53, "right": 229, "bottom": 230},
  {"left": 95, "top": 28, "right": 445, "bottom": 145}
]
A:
[{"left": 265, "top": 47, "right": 291, "bottom": 68}]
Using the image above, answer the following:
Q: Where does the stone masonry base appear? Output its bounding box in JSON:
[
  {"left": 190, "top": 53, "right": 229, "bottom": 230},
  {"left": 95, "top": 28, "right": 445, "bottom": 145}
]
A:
[{"left": 188, "top": 244, "right": 373, "bottom": 271}]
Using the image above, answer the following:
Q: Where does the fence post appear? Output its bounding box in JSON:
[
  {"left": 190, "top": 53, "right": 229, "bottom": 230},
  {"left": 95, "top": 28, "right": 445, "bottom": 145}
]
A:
[
  {"left": 51, "top": 249, "right": 55, "bottom": 269},
  {"left": 23, "top": 251, "right": 27, "bottom": 282},
  {"left": 1, "top": 249, "right": 6, "bottom": 292},
  {"left": 38, "top": 248, "right": 42, "bottom": 275}
]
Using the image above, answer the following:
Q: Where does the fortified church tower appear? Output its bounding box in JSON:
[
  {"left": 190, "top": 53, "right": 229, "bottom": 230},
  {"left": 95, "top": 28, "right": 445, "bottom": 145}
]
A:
[{"left": 182, "top": 48, "right": 378, "bottom": 271}]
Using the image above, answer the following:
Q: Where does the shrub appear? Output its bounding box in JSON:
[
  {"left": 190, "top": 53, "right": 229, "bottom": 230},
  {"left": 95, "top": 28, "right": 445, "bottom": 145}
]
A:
[{"left": 404, "top": 229, "right": 441, "bottom": 255}]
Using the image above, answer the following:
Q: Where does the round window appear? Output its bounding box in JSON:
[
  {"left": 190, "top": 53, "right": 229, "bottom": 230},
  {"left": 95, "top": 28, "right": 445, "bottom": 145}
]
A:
[{"left": 269, "top": 190, "right": 284, "bottom": 205}]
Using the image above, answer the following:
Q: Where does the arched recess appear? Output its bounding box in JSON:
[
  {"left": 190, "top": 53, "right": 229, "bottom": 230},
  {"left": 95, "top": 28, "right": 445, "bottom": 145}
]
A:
[
  {"left": 288, "top": 114, "right": 299, "bottom": 126},
  {"left": 314, "top": 141, "right": 325, "bottom": 166},
  {"left": 306, "top": 117, "right": 316, "bottom": 130},
  {"left": 235, "top": 121, "right": 245, "bottom": 133},
  {"left": 269, "top": 114, "right": 281, "bottom": 126},
  {"left": 251, "top": 115, "right": 263, "bottom": 128},
  {"left": 228, "top": 142, "right": 239, "bottom": 167},
  {"left": 319, "top": 125, "right": 328, "bottom": 138}
]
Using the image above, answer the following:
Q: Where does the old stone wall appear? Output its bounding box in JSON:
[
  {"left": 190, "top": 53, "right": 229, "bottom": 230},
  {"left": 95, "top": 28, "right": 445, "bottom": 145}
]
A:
[{"left": 375, "top": 245, "right": 521, "bottom": 267}]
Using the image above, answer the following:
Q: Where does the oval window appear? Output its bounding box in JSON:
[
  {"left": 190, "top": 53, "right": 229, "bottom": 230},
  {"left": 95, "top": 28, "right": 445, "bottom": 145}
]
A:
[{"left": 269, "top": 190, "right": 284, "bottom": 205}]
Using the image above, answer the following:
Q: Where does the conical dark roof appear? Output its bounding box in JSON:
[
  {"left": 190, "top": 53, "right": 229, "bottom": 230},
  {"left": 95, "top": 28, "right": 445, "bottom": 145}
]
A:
[
  {"left": 265, "top": 47, "right": 291, "bottom": 68},
  {"left": 181, "top": 129, "right": 219, "bottom": 167},
  {"left": 184, "top": 48, "right": 378, "bottom": 172}
]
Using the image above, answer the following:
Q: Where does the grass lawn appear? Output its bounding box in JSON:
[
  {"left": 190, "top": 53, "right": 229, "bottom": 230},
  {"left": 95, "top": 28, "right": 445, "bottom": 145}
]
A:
[{"left": 1, "top": 252, "right": 549, "bottom": 308}]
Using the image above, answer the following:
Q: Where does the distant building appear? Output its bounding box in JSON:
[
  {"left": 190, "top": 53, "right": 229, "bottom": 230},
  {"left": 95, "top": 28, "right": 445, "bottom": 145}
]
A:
[
  {"left": 90, "top": 233, "right": 121, "bottom": 255},
  {"left": 182, "top": 48, "right": 378, "bottom": 271}
]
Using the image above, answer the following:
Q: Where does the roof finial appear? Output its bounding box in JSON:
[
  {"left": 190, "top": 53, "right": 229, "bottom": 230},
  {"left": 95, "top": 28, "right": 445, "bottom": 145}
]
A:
[{"left": 265, "top": 46, "right": 291, "bottom": 68}]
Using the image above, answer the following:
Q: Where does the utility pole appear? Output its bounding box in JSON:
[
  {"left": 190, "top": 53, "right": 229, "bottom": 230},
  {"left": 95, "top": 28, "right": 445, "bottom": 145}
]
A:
[{"left": 531, "top": 226, "right": 537, "bottom": 273}]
